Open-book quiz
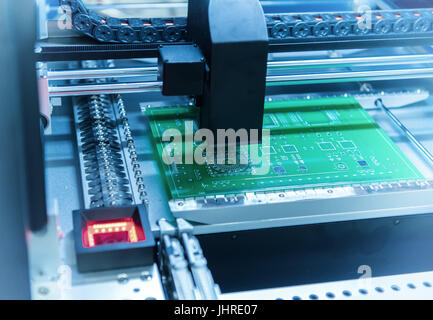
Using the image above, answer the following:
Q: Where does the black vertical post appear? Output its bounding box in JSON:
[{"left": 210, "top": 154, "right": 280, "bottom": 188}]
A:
[
  {"left": 0, "top": 0, "right": 47, "bottom": 299},
  {"left": 187, "top": 0, "right": 269, "bottom": 138},
  {"left": 15, "top": 0, "right": 48, "bottom": 232}
]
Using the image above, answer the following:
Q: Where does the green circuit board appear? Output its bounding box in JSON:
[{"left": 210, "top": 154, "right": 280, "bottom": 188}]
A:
[{"left": 145, "top": 97, "right": 424, "bottom": 199}]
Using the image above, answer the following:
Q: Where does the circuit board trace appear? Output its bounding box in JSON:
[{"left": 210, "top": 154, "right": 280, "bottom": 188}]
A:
[{"left": 146, "top": 97, "right": 424, "bottom": 199}]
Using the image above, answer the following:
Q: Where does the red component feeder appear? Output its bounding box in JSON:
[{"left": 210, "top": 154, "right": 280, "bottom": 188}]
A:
[
  {"left": 82, "top": 217, "right": 146, "bottom": 248},
  {"left": 73, "top": 206, "right": 155, "bottom": 273}
]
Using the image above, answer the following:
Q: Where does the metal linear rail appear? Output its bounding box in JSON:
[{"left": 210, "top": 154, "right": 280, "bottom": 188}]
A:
[
  {"left": 46, "top": 53, "right": 433, "bottom": 81},
  {"left": 50, "top": 81, "right": 162, "bottom": 97},
  {"left": 267, "top": 54, "right": 433, "bottom": 68},
  {"left": 266, "top": 67, "right": 433, "bottom": 83},
  {"left": 36, "top": 35, "right": 433, "bottom": 62},
  {"left": 35, "top": 37, "right": 184, "bottom": 62},
  {"left": 376, "top": 98, "right": 433, "bottom": 164},
  {"left": 47, "top": 66, "right": 158, "bottom": 80},
  {"left": 48, "top": 67, "right": 433, "bottom": 97}
]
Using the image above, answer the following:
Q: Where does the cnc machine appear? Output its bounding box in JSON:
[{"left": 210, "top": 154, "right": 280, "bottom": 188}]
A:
[{"left": 2, "top": 0, "right": 433, "bottom": 300}]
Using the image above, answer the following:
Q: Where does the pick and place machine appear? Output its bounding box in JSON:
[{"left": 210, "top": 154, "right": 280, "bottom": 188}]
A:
[{"left": 4, "top": 0, "right": 433, "bottom": 300}]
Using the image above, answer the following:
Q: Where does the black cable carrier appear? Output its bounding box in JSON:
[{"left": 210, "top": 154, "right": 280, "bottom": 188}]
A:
[
  {"left": 59, "top": 0, "right": 188, "bottom": 43},
  {"left": 60, "top": 0, "right": 433, "bottom": 44},
  {"left": 267, "top": 9, "right": 433, "bottom": 40}
]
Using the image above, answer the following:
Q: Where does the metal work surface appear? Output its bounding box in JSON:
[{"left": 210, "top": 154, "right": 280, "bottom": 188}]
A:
[
  {"left": 221, "top": 271, "right": 433, "bottom": 300},
  {"left": 197, "top": 211, "right": 433, "bottom": 293}
]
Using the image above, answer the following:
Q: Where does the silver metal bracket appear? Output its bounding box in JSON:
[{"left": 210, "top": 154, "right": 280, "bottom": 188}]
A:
[{"left": 157, "top": 219, "right": 219, "bottom": 300}]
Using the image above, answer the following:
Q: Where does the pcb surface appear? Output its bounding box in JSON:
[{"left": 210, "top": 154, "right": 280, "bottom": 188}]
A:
[{"left": 146, "top": 97, "right": 424, "bottom": 199}]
